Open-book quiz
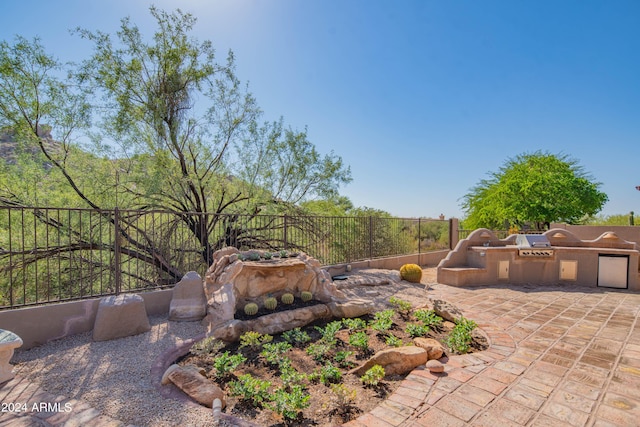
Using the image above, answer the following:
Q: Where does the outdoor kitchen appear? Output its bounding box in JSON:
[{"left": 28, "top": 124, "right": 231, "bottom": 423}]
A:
[{"left": 437, "top": 228, "right": 640, "bottom": 290}]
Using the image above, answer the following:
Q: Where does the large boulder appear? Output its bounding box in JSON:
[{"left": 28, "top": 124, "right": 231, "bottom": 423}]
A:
[
  {"left": 93, "top": 294, "right": 151, "bottom": 342},
  {"left": 350, "top": 346, "right": 428, "bottom": 377},
  {"left": 431, "top": 299, "right": 463, "bottom": 323},
  {"left": 414, "top": 337, "right": 445, "bottom": 360},
  {"left": 169, "top": 271, "right": 206, "bottom": 322}
]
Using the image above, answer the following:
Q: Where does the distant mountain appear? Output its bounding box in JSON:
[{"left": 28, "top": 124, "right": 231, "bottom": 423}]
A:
[{"left": 0, "top": 126, "right": 61, "bottom": 167}]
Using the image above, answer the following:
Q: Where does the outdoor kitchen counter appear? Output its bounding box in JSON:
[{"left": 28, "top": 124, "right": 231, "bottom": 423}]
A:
[{"left": 438, "top": 245, "right": 640, "bottom": 289}]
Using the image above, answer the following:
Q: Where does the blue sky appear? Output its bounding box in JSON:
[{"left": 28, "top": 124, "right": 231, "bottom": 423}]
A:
[{"left": 1, "top": 0, "right": 639, "bottom": 219}]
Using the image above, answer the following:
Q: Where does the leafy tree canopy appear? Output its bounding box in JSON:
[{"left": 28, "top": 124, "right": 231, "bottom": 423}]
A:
[{"left": 461, "top": 151, "right": 608, "bottom": 230}]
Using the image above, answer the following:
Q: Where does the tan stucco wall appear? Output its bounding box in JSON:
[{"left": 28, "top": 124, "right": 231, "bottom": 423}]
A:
[{"left": 1, "top": 289, "right": 172, "bottom": 350}]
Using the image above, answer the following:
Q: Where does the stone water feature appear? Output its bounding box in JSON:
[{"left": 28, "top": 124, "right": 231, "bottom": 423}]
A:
[{"left": 202, "top": 247, "right": 374, "bottom": 341}]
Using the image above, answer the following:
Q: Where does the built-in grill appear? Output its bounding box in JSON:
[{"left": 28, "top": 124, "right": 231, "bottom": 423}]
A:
[{"left": 515, "top": 234, "right": 553, "bottom": 257}]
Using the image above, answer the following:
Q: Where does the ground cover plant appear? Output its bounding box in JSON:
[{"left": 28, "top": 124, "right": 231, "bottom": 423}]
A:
[{"left": 182, "top": 298, "right": 487, "bottom": 426}]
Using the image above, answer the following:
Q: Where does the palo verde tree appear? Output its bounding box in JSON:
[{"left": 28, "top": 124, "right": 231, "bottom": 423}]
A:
[
  {"left": 461, "top": 151, "right": 608, "bottom": 230},
  {"left": 0, "top": 7, "right": 351, "bottom": 291}
]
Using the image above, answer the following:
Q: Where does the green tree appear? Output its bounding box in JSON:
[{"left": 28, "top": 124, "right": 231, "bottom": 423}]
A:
[{"left": 461, "top": 151, "right": 608, "bottom": 230}]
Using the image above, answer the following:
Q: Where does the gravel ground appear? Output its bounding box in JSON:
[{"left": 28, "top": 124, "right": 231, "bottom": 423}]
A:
[
  {"left": 12, "top": 316, "right": 214, "bottom": 427},
  {"left": 10, "top": 268, "right": 437, "bottom": 427}
]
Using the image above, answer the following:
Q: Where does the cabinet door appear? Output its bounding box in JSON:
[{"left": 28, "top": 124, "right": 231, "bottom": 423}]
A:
[
  {"left": 559, "top": 260, "right": 578, "bottom": 281},
  {"left": 598, "top": 255, "right": 628, "bottom": 289},
  {"left": 498, "top": 260, "right": 509, "bottom": 280}
]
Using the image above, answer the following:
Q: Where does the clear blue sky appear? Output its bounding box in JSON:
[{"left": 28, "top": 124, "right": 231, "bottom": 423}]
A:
[{"left": 1, "top": 0, "right": 639, "bottom": 219}]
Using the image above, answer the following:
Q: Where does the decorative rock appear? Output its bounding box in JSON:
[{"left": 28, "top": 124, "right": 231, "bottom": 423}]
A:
[
  {"left": 203, "top": 283, "right": 237, "bottom": 329},
  {"left": 432, "top": 299, "right": 463, "bottom": 323},
  {"left": 93, "top": 294, "right": 151, "bottom": 342},
  {"left": 162, "top": 364, "right": 226, "bottom": 408},
  {"left": 0, "top": 329, "right": 23, "bottom": 383},
  {"left": 327, "top": 299, "right": 375, "bottom": 318},
  {"left": 169, "top": 271, "right": 207, "bottom": 322},
  {"left": 350, "top": 346, "right": 428, "bottom": 376},
  {"left": 413, "top": 337, "right": 445, "bottom": 360},
  {"left": 426, "top": 359, "right": 445, "bottom": 373}
]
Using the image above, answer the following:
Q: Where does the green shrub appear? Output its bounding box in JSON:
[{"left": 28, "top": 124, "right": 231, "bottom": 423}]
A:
[
  {"left": 349, "top": 331, "right": 369, "bottom": 352},
  {"left": 389, "top": 296, "right": 412, "bottom": 318},
  {"left": 369, "top": 309, "right": 395, "bottom": 332},
  {"left": 385, "top": 334, "right": 403, "bottom": 347},
  {"left": 239, "top": 331, "right": 273, "bottom": 349},
  {"left": 315, "top": 320, "right": 343, "bottom": 345},
  {"left": 334, "top": 350, "right": 355, "bottom": 368},
  {"left": 320, "top": 363, "right": 342, "bottom": 385},
  {"left": 212, "top": 351, "right": 246, "bottom": 379},
  {"left": 446, "top": 317, "right": 477, "bottom": 354},
  {"left": 342, "top": 317, "right": 367, "bottom": 331},
  {"left": 261, "top": 342, "right": 292, "bottom": 365},
  {"left": 282, "top": 328, "right": 311, "bottom": 346},
  {"left": 413, "top": 309, "right": 443, "bottom": 328},
  {"left": 190, "top": 336, "right": 224, "bottom": 357},
  {"left": 267, "top": 385, "right": 310, "bottom": 421},
  {"left": 361, "top": 365, "right": 385, "bottom": 386},
  {"left": 280, "top": 364, "right": 307, "bottom": 388},
  {"left": 306, "top": 342, "right": 331, "bottom": 362},
  {"left": 228, "top": 374, "right": 272, "bottom": 406},
  {"left": 405, "top": 323, "right": 430, "bottom": 338}
]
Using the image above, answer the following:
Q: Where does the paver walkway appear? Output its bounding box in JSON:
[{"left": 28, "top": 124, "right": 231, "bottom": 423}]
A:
[
  {"left": 345, "top": 283, "right": 640, "bottom": 427},
  {"left": 3, "top": 282, "right": 640, "bottom": 426}
]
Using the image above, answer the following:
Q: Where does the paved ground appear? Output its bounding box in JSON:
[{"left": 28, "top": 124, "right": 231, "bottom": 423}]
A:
[{"left": 2, "top": 280, "right": 640, "bottom": 426}]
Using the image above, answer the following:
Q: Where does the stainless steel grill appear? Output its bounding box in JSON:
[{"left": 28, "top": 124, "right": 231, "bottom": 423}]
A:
[{"left": 516, "top": 234, "right": 553, "bottom": 257}]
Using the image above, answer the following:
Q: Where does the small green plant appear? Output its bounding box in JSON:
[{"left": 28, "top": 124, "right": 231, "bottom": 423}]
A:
[
  {"left": 361, "top": 364, "right": 385, "bottom": 386},
  {"left": 369, "top": 309, "right": 395, "bottom": 332},
  {"left": 261, "top": 342, "right": 292, "bottom": 365},
  {"left": 315, "top": 320, "right": 343, "bottom": 345},
  {"left": 301, "top": 291, "right": 313, "bottom": 302},
  {"left": 244, "top": 302, "right": 259, "bottom": 316},
  {"left": 413, "top": 309, "right": 443, "bottom": 328},
  {"left": 264, "top": 296, "right": 278, "bottom": 310},
  {"left": 280, "top": 364, "right": 307, "bottom": 388},
  {"left": 389, "top": 296, "right": 412, "bottom": 319},
  {"left": 349, "top": 331, "right": 369, "bottom": 352},
  {"left": 319, "top": 363, "right": 342, "bottom": 385},
  {"left": 446, "top": 317, "right": 477, "bottom": 354},
  {"left": 385, "top": 334, "right": 403, "bottom": 347},
  {"left": 330, "top": 383, "right": 357, "bottom": 411},
  {"left": 228, "top": 374, "right": 272, "bottom": 406},
  {"left": 405, "top": 323, "right": 430, "bottom": 338},
  {"left": 282, "top": 328, "right": 311, "bottom": 346},
  {"left": 267, "top": 385, "right": 310, "bottom": 421},
  {"left": 212, "top": 351, "right": 246, "bottom": 379},
  {"left": 281, "top": 293, "right": 295, "bottom": 305},
  {"left": 306, "top": 342, "right": 331, "bottom": 362},
  {"left": 239, "top": 331, "right": 273, "bottom": 349},
  {"left": 334, "top": 350, "right": 355, "bottom": 368},
  {"left": 342, "top": 317, "right": 367, "bottom": 331},
  {"left": 263, "top": 251, "right": 273, "bottom": 260},
  {"left": 246, "top": 252, "right": 261, "bottom": 261},
  {"left": 190, "top": 336, "right": 224, "bottom": 357},
  {"left": 279, "top": 250, "right": 288, "bottom": 258}
]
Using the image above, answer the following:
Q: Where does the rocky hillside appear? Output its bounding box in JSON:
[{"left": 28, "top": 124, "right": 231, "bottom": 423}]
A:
[{"left": 0, "top": 126, "right": 61, "bottom": 166}]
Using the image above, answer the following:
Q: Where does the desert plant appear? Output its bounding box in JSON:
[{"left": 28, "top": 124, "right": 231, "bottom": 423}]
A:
[
  {"left": 239, "top": 331, "right": 273, "bottom": 349},
  {"left": 212, "top": 351, "right": 246, "bottom": 379},
  {"left": 264, "top": 296, "right": 278, "bottom": 310},
  {"left": 190, "top": 336, "right": 224, "bottom": 357},
  {"left": 349, "top": 331, "right": 369, "bottom": 352},
  {"left": 319, "top": 364, "right": 342, "bottom": 385},
  {"left": 399, "top": 263, "right": 422, "bottom": 283},
  {"left": 389, "top": 296, "right": 412, "bottom": 318},
  {"left": 405, "top": 323, "right": 430, "bottom": 338},
  {"left": 306, "top": 342, "right": 331, "bottom": 362},
  {"left": 261, "top": 342, "right": 292, "bottom": 365},
  {"left": 330, "top": 383, "right": 357, "bottom": 411},
  {"left": 342, "top": 317, "right": 367, "bottom": 331},
  {"left": 281, "top": 293, "right": 295, "bottom": 305},
  {"left": 301, "top": 291, "right": 313, "bottom": 302},
  {"left": 334, "top": 350, "right": 355, "bottom": 368},
  {"left": 228, "top": 374, "right": 272, "bottom": 406},
  {"left": 369, "top": 309, "right": 395, "bottom": 332},
  {"left": 280, "top": 364, "right": 307, "bottom": 388},
  {"left": 267, "top": 385, "right": 310, "bottom": 421},
  {"left": 446, "top": 317, "right": 478, "bottom": 354},
  {"left": 263, "top": 252, "right": 273, "bottom": 260},
  {"left": 244, "top": 302, "right": 259, "bottom": 316},
  {"left": 282, "top": 328, "right": 311, "bottom": 346},
  {"left": 361, "top": 364, "right": 385, "bottom": 386},
  {"left": 316, "top": 320, "right": 343, "bottom": 345},
  {"left": 413, "top": 309, "right": 443, "bottom": 328},
  {"left": 279, "top": 250, "right": 288, "bottom": 258},
  {"left": 385, "top": 334, "right": 403, "bottom": 347}
]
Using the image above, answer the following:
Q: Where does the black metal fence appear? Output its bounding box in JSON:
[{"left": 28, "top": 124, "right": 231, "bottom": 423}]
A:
[{"left": 0, "top": 206, "right": 450, "bottom": 309}]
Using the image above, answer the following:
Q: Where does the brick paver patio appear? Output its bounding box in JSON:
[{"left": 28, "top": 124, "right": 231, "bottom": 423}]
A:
[{"left": 2, "top": 282, "right": 640, "bottom": 426}]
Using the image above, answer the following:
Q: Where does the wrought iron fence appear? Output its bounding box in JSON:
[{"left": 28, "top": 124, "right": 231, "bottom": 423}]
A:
[{"left": 0, "top": 206, "right": 450, "bottom": 309}]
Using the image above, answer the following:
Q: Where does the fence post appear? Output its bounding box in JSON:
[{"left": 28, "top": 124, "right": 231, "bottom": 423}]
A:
[
  {"left": 369, "top": 216, "right": 373, "bottom": 259},
  {"left": 418, "top": 217, "right": 422, "bottom": 264},
  {"left": 114, "top": 207, "right": 122, "bottom": 295},
  {"left": 283, "top": 215, "right": 288, "bottom": 250}
]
